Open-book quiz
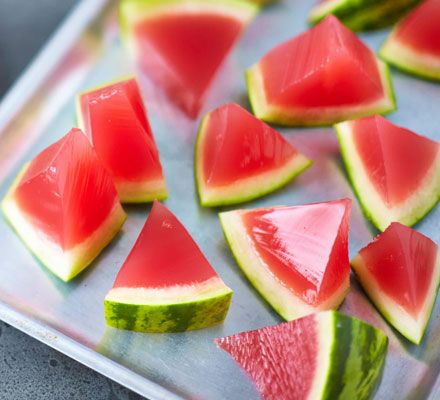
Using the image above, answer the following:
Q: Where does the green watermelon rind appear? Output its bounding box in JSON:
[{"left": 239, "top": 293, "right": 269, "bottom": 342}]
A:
[
  {"left": 245, "top": 58, "right": 396, "bottom": 127},
  {"left": 1, "top": 164, "right": 127, "bottom": 282},
  {"left": 335, "top": 121, "right": 440, "bottom": 231},
  {"left": 219, "top": 210, "right": 349, "bottom": 321},
  {"left": 351, "top": 253, "right": 440, "bottom": 344},
  {"left": 194, "top": 113, "right": 312, "bottom": 207},
  {"left": 317, "top": 311, "right": 388, "bottom": 399},
  {"left": 75, "top": 77, "right": 169, "bottom": 204},
  {"left": 339, "top": 0, "right": 419, "bottom": 31},
  {"left": 308, "top": 0, "right": 419, "bottom": 31},
  {"left": 104, "top": 285, "right": 233, "bottom": 333},
  {"left": 308, "top": 0, "right": 365, "bottom": 25},
  {"left": 380, "top": 35, "right": 440, "bottom": 82},
  {"left": 119, "top": 0, "right": 259, "bottom": 45}
]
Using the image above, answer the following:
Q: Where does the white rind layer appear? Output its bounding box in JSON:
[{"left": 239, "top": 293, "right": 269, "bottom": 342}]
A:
[
  {"left": 105, "top": 276, "right": 232, "bottom": 305},
  {"left": 219, "top": 210, "right": 349, "bottom": 321},
  {"left": 246, "top": 58, "right": 395, "bottom": 127},
  {"left": 335, "top": 121, "right": 440, "bottom": 231},
  {"left": 198, "top": 154, "right": 311, "bottom": 206},
  {"left": 307, "top": 312, "right": 335, "bottom": 400},
  {"left": 380, "top": 34, "right": 440, "bottom": 81},
  {"left": 2, "top": 165, "right": 126, "bottom": 282},
  {"left": 351, "top": 252, "right": 440, "bottom": 344}
]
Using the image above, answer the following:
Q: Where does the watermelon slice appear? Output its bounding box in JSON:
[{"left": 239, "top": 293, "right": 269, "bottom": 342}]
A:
[
  {"left": 76, "top": 77, "right": 167, "bottom": 203},
  {"left": 216, "top": 311, "right": 388, "bottom": 400},
  {"left": 245, "top": 15, "right": 396, "bottom": 127},
  {"left": 1, "top": 129, "right": 126, "bottom": 281},
  {"left": 351, "top": 223, "right": 440, "bottom": 344},
  {"left": 195, "top": 103, "right": 312, "bottom": 207},
  {"left": 105, "top": 201, "right": 233, "bottom": 332},
  {"left": 219, "top": 199, "right": 351, "bottom": 320},
  {"left": 380, "top": 0, "right": 440, "bottom": 81},
  {"left": 335, "top": 115, "right": 440, "bottom": 231},
  {"left": 120, "top": 0, "right": 258, "bottom": 118},
  {"left": 308, "top": 0, "right": 420, "bottom": 31}
]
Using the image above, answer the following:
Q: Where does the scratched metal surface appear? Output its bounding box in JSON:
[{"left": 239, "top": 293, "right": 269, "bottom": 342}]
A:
[{"left": 0, "top": 0, "right": 439, "bottom": 399}]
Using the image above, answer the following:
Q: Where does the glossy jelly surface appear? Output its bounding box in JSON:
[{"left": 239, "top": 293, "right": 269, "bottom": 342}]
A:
[
  {"left": 394, "top": 0, "right": 440, "bottom": 56},
  {"left": 260, "top": 16, "right": 384, "bottom": 108},
  {"left": 134, "top": 13, "right": 242, "bottom": 117},
  {"left": 352, "top": 115, "right": 438, "bottom": 206},
  {"left": 14, "top": 128, "right": 119, "bottom": 249},
  {"left": 201, "top": 103, "right": 297, "bottom": 186},
  {"left": 216, "top": 314, "right": 318, "bottom": 400},
  {"left": 80, "top": 78, "right": 164, "bottom": 183},
  {"left": 113, "top": 201, "right": 218, "bottom": 289},
  {"left": 243, "top": 199, "right": 351, "bottom": 305},
  {"left": 358, "top": 222, "right": 438, "bottom": 316}
]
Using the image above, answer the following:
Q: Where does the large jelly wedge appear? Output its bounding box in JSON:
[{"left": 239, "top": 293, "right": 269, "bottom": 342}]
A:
[
  {"left": 351, "top": 223, "right": 440, "bottom": 344},
  {"left": 76, "top": 77, "right": 167, "bottom": 203},
  {"left": 216, "top": 311, "right": 388, "bottom": 400},
  {"left": 105, "top": 201, "right": 232, "bottom": 333},
  {"left": 1, "top": 128, "right": 126, "bottom": 281},
  {"left": 335, "top": 115, "right": 440, "bottom": 231},
  {"left": 195, "top": 103, "right": 312, "bottom": 207},
  {"left": 246, "top": 16, "right": 395, "bottom": 126},
  {"left": 120, "top": 0, "right": 258, "bottom": 118},
  {"left": 220, "top": 199, "right": 351, "bottom": 320},
  {"left": 380, "top": 0, "right": 440, "bottom": 81}
]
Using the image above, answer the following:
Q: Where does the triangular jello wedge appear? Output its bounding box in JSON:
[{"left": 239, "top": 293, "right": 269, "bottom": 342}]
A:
[
  {"left": 105, "top": 201, "right": 233, "bottom": 332},
  {"left": 76, "top": 77, "right": 167, "bottom": 203},
  {"left": 246, "top": 15, "right": 395, "bottom": 126},
  {"left": 351, "top": 222, "right": 440, "bottom": 344},
  {"left": 216, "top": 311, "right": 388, "bottom": 400},
  {"left": 195, "top": 103, "right": 312, "bottom": 207},
  {"left": 380, "top": 0, "right": 440, "bottom": 81},
  {"left": 1, "top": 128, "right": 126, "bottom": 281},
  {"left": 120, "top": 0, "right": 258, "bottom": 118},
  {"left": 335, "top": 115, "right": 440, "bottom": 231},
  {"left": 220, "top": 199, "right": 351, "bottom": 320}
]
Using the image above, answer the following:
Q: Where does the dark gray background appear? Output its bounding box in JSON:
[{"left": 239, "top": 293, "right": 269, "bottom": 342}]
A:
[{"left": 0, "top": 1, "right": 142, "bottom": 398}]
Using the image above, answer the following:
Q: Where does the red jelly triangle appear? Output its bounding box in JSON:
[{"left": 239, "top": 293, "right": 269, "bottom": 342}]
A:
[
  {"left": 352, "top": 222, "right": 440, "bottom": 344},
  {"left": 262, "top": 16, "right": 383, "bottom": 107},
  {"left": 220, "top": 199, "right": 351, "bottom": 320},
  {"left": 15, "top": 129, "right": 120, "bottom": 249},
  {"left": 77, "top": 78, "right": 167, "bottom": 203},
  {"left": 196, "top": 103, "right": 311, "bottom": 206},
  {"left": 336, "top": 115, "right": 440, "bottom": 231},
  {"left": 2, "top": 128, "right": 126, "bottom": 281},
  {"left": 113, "top": 201, "right": 220, "bottom": 289},
  {"left": 120, "top": 0, "right": 257, "bottom": 118},
  {"left": 247, "top": 15, "right": 395, "bottom": 125}
]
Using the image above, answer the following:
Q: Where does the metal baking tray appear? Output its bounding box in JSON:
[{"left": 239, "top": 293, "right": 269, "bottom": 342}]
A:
[{"left": 0, "top": 0, "right": 439, "bottom": 398}]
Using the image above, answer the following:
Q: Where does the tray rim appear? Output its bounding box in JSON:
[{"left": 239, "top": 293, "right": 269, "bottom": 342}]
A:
[{"left": 0, "top": 0, "right": 183, "bottom": 398}]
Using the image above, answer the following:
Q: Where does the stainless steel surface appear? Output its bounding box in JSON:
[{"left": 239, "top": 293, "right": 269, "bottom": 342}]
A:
[{"left": 0, "top": 0, "right": 439, "bottom": 399}]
